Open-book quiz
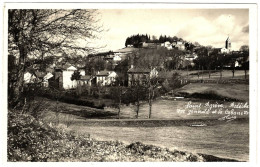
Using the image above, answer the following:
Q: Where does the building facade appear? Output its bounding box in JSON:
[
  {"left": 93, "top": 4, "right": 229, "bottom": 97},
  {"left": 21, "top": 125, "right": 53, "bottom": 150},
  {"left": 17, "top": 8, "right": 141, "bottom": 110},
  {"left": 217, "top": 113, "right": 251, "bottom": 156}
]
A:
[
  {"left": 225, "top": 36, "right": 231, "bottom": 53},
  {"left": 96, "top": 71, "right": 117, "bottom": 86},
  {"left": 127, "top": 66, "right": 158, "bottom": 86}
]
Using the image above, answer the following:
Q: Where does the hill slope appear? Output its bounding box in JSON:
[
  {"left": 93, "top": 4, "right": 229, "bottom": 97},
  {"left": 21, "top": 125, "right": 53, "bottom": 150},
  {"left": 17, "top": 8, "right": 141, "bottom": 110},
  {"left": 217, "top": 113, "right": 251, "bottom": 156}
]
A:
[{"left": 8, "top": 111, "right": 238, "bottom": 162}]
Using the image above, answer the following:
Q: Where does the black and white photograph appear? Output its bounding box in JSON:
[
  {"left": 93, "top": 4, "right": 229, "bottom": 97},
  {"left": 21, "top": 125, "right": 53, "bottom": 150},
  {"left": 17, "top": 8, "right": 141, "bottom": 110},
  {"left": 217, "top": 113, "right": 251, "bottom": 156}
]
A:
[{"left": 1, "top": 1, "right": 259, "bottom": 165}]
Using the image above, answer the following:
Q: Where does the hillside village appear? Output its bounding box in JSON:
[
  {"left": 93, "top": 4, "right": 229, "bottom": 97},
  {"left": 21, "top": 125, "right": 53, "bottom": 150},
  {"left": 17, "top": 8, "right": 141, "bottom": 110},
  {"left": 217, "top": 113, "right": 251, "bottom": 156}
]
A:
[
  {"left": 6, "top": 9, "right": 251, "bottom": 163},
  {"left": 23, "top": 35, "right": 249, "bottom": 91}
]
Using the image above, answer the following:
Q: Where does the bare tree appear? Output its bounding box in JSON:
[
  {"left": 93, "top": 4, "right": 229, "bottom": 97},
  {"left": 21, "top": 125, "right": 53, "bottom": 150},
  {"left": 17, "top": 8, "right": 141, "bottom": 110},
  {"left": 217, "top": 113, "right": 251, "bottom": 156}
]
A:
[
  {"left": 240, "top": 45, "right": 249, "bottom": 79},
  {"left": 130, "top": 80, "right": 146, "bottom": 118},
  {"left": 132, "top": 49, "right": 162, "bottom": 118},
  {"left": 147, "top": 75, "right": 159, "bottom": 119},
  {"left": 8, "top": 9, "right": 103, "bottom": 107}
]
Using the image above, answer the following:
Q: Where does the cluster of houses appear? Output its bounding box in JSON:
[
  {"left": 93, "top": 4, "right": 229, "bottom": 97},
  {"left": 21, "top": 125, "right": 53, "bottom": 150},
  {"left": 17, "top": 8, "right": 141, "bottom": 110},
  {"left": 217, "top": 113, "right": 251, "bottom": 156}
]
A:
[
  {"left": 136, "top": 40, "right": 186, "bottom": 50},
  {"left": 24, "top": 63, "right": 160, "bottom": 90},
  {"left": 24, "top": 36, "right": 246, "bottom": 90},
  {"left": 22, "top": 39, "right": 199, "bottom": 90}
]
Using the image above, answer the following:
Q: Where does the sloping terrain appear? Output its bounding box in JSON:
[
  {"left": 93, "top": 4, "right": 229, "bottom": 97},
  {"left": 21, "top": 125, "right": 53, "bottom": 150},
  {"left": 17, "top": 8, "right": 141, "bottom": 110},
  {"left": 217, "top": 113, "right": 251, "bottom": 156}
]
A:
[{"left": 8, "top": 111, "right": 238, "bottom": 162}]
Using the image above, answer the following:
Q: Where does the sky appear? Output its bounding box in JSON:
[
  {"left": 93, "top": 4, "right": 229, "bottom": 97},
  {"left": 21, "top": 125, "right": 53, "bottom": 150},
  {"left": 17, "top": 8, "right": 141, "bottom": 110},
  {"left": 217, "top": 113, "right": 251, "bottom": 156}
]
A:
[{"left": 95, "top": 9, "right": 249, "bottom": 52}]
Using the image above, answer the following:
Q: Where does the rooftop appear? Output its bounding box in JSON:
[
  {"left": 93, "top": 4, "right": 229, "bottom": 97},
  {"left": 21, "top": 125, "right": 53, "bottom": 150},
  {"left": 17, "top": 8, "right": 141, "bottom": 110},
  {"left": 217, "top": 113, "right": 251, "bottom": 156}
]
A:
[
  {"left": 55, "top": 64, "right": 77, "bottom": 71},
  {"left": 80, "top": 75, "right": 92, "bottom": 80},
  {"left": 114, "top": 47, "right": 140, "bottom": 53},
  {"left": 34, "top": 71, "right": 46, "bottom": 78},
  {"left": 127, "top": 67, "right": 150, "bottom": 73},
  {"left": 96, "top": 71, "right": 114, "bottom": 76}
]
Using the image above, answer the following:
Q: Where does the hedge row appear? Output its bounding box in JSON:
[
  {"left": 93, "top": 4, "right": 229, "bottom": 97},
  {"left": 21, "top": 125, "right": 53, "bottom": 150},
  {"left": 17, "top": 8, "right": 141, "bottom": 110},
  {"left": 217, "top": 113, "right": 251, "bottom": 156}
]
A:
[{"left": 38, "top": 90, "right": 105, "bottom": 109}]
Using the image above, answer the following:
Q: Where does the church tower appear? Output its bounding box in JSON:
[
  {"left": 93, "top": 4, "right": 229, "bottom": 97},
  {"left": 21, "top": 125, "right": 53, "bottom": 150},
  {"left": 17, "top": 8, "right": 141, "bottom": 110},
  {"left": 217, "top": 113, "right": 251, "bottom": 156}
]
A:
[{"left": 225, "top": 36, "right": 231, "bottom": 53}]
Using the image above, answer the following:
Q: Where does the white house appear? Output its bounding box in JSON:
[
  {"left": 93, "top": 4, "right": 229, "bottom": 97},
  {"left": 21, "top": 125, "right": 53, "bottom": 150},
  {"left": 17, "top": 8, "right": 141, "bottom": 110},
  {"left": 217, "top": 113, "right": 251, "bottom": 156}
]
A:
[
  {"left": 79, "top": 69, "right": 86, "bottom": 76},
  {"left": 163, "top": 41, "right": 173, "bottom": 50},
  {"left": 62, "top": 65, "right": 78, "bottom": 89},
  {"left": 235, "top": 60, "right": 242, "bottom": 67},
  {"left": 43, "top": 72, "right": 53, "bottom": 87},
  {"left": 96, "top": 70, "right": 117, "bottom": 86},
  {"left": 185, "top": 53, "right": 198, "bottom": 61},
  {"left": 221, "top": 47, "right": 228, "bottom": 53},
  {"left": 176, "top": 44, "right": 185, "bottom": 50},
  {"left": 24, "top": 72, "right": 36, "bottom": 84},
  {"left": 113, "top": 55, "right": 122, "bottom": 61},
  {"left": 79, "top": 75, "right": 93, "bottom": 86},
  {"left": 172, "top": 41, "right": 185, "bottom": 50},
  {"left": 150, "top": 68, "right": 159, "bottom": 78},
  {"left": 24, "top": 71, "right": 53, "bottom": 87}
]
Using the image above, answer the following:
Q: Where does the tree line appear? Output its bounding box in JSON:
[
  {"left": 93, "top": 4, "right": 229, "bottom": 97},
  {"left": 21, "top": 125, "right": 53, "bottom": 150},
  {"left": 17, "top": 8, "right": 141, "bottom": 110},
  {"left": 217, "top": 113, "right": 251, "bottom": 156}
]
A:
[{"left": 125, "top": 34, "right": 187, "bottom": 47}]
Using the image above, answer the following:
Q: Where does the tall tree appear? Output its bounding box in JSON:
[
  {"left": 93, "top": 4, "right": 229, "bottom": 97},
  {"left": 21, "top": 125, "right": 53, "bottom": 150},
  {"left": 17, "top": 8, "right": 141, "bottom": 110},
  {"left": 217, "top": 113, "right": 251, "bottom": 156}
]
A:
[
  {"left": 240, "top": 45, "right": 249, "bottom": 79},
  {"left": 240, "top": 45, "right": 249, "bottom": 52},
  {"left": 8, "top": 9, "right": 103, "bottom": 107},
  {"left": 147, "top": 76, "right": 158, "bottom": 119},
  {"left": 111, "top": 76, "right": 128, "bottom": 119},
  {"left": 132, "top": 48, "right": 164, "bottom": 118},
  {"left": 130, "top": 80, "right": 146, "bottom": 118},
  {"left": 134, "top": 48, "right": 168, "bottom": 69}
]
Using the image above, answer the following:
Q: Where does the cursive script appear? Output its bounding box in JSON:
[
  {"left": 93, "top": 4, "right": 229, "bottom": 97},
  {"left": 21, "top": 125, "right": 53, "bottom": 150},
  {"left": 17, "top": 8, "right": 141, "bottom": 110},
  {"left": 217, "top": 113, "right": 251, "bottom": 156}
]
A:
[
  {"left": 229, "top": 102, "right": 249, "bottom": 109},
  {"left": 218, "top": 115, "right": 237, "bottom": 122}
]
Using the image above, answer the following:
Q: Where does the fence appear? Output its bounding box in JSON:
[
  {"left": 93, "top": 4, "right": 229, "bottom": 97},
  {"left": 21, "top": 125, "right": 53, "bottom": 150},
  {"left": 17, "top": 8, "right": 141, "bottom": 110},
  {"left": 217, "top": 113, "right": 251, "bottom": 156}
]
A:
[{"left": 189, "top": 78, "right": 249, "bottom": 84}]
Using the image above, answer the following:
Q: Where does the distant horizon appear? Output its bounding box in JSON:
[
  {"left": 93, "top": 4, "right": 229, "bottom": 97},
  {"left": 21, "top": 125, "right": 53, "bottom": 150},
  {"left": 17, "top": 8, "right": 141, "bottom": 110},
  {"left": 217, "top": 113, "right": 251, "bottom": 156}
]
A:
[{"left": 95, "top": 9, "right": 249, "bottom": 52}]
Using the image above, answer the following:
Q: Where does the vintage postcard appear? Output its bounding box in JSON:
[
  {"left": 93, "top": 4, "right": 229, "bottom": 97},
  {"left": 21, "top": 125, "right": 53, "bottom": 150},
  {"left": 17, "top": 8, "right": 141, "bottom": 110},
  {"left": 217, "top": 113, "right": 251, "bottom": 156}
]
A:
[{"left": 1, "top": 1, "right": 258, "bottom": 166}]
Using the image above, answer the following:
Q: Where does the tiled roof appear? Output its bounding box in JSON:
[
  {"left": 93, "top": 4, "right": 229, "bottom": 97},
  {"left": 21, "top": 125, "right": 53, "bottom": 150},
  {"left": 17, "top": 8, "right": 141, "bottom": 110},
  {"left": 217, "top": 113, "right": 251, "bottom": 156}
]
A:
[
  {"left": 55, "top": 64, "right": 71, "bottom": 70},
  {"left": 127, "top": 67, "right": 150, "bottom": 73},
  {"left": 55, "top": 64, "right": 79, "bottom": 71},
  {"left": 34, "top": 71, "right": 46, "bottom": 78},
  {"left": 80, "top": 75, "right": 92, "bottom": 80},
  {"left": 96, "top": 71, "right": 113, "bottom": 76},
  {"left": 113, "top": 47, "right": 140, "bottom": 53}
]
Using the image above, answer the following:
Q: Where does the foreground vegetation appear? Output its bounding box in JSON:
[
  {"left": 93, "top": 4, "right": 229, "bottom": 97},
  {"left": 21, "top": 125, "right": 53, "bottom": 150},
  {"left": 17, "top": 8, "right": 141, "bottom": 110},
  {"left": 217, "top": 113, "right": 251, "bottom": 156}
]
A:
[{"left": 8, "top": 110, "right": 239, "bottom": 162}]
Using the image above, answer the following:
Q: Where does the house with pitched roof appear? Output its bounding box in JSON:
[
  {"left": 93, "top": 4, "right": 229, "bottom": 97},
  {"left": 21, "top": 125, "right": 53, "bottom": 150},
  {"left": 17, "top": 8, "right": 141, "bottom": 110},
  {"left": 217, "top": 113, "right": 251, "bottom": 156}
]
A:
[
  {"left": 96, "top": 70, "right": 117, "bottom": 86},
  {"left": 24, "top": 72, "right": 37, "bottom": 84},
  {"left": 79, "top": 75, "right": 93, "bottom": 86},
  {"left": 127, "top": 65, "right": 158, "bottom": 86},
  {"left": 49, "top": 64, "right": 78, "bottom": 89},
  {"left": 43, "top": 72, "right": 53, "bottom": 87},
  {"left": 24, "top": 70, "right": 54, "bottom": 87}
]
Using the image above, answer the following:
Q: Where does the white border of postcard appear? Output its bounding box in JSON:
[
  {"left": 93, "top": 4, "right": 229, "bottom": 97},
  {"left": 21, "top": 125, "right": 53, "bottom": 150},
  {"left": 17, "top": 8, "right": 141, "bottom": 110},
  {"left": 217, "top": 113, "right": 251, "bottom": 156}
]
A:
[{"left": 1, "top": 1, "right": 258, "bottom": 167}]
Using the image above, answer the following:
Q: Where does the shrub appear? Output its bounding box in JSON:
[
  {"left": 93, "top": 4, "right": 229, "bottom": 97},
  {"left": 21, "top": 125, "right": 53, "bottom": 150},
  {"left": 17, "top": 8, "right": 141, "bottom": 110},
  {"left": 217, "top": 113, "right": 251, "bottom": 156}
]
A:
[
  {"left": 169, "top": 72, "right": 183, "bottom": 89},
  {"left": 92, "top": 92, "right": 99, "bottom": 99},
  {"left": 190, "top": 90, "right": 239, "bottom": 101},
  {"left": 38, "top": 90, "right": 103, "bottom": 109},
  {"left": 7, "top": 110, "right": 97, "bottom": 162}
]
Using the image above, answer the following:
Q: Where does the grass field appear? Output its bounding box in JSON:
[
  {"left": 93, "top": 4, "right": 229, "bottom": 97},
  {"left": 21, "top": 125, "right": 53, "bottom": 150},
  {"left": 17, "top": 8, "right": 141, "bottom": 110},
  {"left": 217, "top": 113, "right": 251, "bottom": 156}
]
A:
[
  {"left": 40, "top": 81, "right": 249, "bottom": 121},
  {"left": 175, "top": 83, "right": 249, "bottom": 102},
  {"left": 10, "top": 111, "right": 242, "bottom": 162},
  {"left": 185, "top": 70, "right": 248, "bottom": 78},
  {"left": 38, "top": 81, "right": 249, "bottom": 162},
  {"left": 159, "top": 70, "right": 249, "bottom": 81}
]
